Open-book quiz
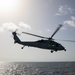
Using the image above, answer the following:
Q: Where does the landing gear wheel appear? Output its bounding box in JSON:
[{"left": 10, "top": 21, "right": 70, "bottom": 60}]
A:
[
  {"left": 21, "top": 47, "right": 24, "bottom": 49},
  {"left": 51, "top": 51, "right": 53, "bottom": 53},
  {"left": 55, "top": 50, "right": 57, "bottom": 52}
]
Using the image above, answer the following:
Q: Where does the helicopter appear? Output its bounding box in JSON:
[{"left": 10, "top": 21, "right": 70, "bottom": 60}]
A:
[{"left": 12, "top": 24, "right": 75, "bottom": 53}]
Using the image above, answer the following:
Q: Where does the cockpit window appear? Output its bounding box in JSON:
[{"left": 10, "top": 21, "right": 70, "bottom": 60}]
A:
[{"left": 49, "top": 41, "right": 59, "bottom": 47}]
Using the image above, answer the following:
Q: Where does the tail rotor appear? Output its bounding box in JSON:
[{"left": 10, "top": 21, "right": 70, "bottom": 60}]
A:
[
  {"left": 10, "top": 29, "right": 21, "bottom": 44},
  {"left": 9, "top": 29, "right": 20, "bottom": 36}
]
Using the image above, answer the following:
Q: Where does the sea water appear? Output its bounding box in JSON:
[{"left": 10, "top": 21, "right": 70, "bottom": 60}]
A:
[{"left": 0, "top": 62, "right": 75, "bottom": 75}]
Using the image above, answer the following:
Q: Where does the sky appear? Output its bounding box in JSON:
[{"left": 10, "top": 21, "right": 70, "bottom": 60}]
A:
[{"left": 0, "top": 0, "right": 75, "bottom": 62}]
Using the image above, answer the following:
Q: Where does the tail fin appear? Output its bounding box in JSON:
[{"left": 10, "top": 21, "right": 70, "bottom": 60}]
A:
[{"left": 12, "top": 32, "right": 21, "bottom": 44}]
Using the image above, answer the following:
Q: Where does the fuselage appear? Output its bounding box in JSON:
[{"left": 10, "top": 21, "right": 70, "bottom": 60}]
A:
[
  {"left": 12, "top": 32, "right": 66, "bottom": 52},
  {"left": 19, "top": 40, "right": 65, "bottom": 51}
]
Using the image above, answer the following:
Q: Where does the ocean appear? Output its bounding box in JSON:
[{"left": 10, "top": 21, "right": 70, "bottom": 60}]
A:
[{"left": 0, "top": 62, "right": 75, "bottom": 75}]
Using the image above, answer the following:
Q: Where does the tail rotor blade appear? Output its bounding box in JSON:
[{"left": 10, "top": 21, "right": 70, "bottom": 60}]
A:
[{"left": 11, "top": 29, "right": 20, "bottom": 36}]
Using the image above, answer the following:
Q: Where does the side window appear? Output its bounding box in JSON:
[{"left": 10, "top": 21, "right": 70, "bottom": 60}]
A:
[
  {"left": 56, "top": 43, "right": 59, "bottom": 47},
  {"left": 50, "top": 41, "right": 55, "bottom": 46}
]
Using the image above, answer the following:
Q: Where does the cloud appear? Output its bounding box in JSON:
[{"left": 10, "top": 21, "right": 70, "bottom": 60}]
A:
[
  {"left": 0, "top": 22, "right": 31, "bottom": 32},
  {"left": 61, "top": 27, "right": 66, "bottom": 30},
  {"left": 56, "top": 5, "right": 73, "bottom": 16},
  {"left": 0, "top": 22, "right": 19, "bottom": 32},
  {"left": 64, "top": 16, "right": 75, "bottom": 27},
  {"left": 47, "top": 29, "right": 51, "bottom": 32},
  {"left": 71, "top": 16, "right": 75, "bottom": 20},
  {"left": 19, "top": 22, "right": 31, "bottom": 30}
]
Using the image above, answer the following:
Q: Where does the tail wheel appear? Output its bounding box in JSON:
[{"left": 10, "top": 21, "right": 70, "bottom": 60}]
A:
[{"left": 21, "top": 46, "right": 25, "bottom": 49}]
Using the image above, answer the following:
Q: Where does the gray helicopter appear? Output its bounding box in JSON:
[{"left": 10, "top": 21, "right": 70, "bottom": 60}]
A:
[{"left": 12, "top": 25, "right": 75, "bottom": 53}]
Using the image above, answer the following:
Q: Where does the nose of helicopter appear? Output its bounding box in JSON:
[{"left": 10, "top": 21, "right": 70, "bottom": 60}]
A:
[
  {"left": 60, "top": 44, "right": 66, "bottom": 51},
  {"left": 64, "top": 48, "right": 66, "bottom": 51},
  {"left": 62, "top": 46, "right": 66, "bottom": 51}
]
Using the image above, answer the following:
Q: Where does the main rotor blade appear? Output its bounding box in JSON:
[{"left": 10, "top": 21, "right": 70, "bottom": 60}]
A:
[
  {"left": 55, "top": 39, "right": 75, "bottom": 42},
  {"left": 22, "top": 32, "right": 48, "bottom": 39},
  {"left": 51, "top": 24, "right": 63, "bottom": 38}
]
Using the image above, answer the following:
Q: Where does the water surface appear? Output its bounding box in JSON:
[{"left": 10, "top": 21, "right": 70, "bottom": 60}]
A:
[{"left": 0, "top": 62, "right": 75, "bottom": 75}]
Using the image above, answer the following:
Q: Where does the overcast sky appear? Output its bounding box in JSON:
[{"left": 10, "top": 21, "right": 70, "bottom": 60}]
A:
[{"left": 0, "top": 0, "right": 75, "bottom": 62}]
